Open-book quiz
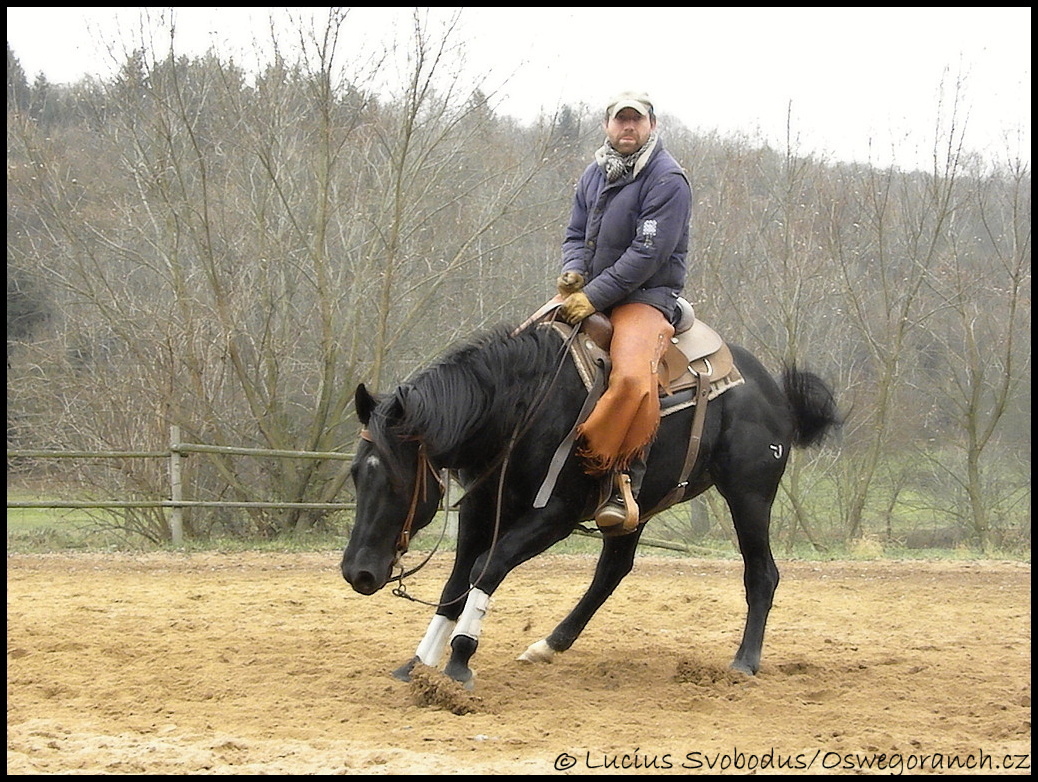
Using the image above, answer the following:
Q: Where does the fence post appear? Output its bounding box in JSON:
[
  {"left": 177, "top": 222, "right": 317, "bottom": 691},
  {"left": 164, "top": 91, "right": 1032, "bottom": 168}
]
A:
[{"left": 169, "top": 425, "right": 184, "bottom": 546}]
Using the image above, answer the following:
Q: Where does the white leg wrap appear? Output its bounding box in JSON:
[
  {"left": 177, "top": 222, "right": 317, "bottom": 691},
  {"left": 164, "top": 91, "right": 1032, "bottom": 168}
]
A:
[
  {"left": 414, "top": 614, "right": 456, "bottom": 666},
  {"left": 450, "top": 587, "right": 491, "bottom": 643}
]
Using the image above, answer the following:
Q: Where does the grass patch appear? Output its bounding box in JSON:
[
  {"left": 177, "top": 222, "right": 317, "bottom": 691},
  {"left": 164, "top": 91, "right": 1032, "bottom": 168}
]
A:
[
  {"left": 7, "top": 498, "right": 1029, "bottom": 562},
  {"left": 7, "top": 492, "right": 133, "bottom": 552},
  {"left": 7, "top": 503, "right": 97, "bottom": 531}
]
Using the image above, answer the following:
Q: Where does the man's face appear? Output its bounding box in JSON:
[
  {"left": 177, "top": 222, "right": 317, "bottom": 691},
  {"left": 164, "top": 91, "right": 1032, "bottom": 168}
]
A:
[{"left": 605, "top": 108, "right": 655, "bottom": 155}]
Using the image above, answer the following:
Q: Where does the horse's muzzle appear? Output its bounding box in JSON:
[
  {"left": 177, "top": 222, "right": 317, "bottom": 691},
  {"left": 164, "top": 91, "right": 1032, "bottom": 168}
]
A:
[
  {"left": 345, "top": 569, "right": 383, "bottom": 596},
  {"left": 340, "top": 552, "right": 391, "bottom": 595}
]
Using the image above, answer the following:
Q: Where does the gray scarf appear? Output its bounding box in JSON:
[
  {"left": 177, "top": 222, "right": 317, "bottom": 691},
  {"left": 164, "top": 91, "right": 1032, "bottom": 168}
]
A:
[{"left": 594, "top": 131, "right": 659, "bottom": 183}]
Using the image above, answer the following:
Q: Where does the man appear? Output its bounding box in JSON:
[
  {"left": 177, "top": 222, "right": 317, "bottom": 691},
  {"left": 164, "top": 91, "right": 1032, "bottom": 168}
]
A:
[{"left": 555, "top": 90, "right": 692, "bottom": 535}]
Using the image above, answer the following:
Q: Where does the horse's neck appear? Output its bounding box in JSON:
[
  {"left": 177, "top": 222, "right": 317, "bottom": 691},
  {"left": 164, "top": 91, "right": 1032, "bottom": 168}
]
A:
[{"left": 416, "top": 328, "right": 558, "bottom": 470}]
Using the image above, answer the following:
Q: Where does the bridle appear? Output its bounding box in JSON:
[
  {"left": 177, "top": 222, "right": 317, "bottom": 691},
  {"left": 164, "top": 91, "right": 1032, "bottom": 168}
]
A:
[
  {"left": 359, "top": 426, "right": 460, "bottom": 606},
  {"left": 359, "top": 427, "right": 444, "bottom": 566},
  {"left": 357, "top": 315, "right": 581, "bottom": 607}
]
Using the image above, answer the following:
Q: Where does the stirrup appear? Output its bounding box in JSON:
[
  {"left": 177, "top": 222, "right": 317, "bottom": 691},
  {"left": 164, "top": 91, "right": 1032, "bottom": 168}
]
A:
[{"left": 594, "top": 473, "right": 640, "bottom": 537}]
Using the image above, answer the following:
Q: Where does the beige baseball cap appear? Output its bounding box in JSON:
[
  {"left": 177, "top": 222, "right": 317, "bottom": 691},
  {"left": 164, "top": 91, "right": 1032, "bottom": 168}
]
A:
[{"left": 607, "top": 90, "right": 654, "bottom": 119}]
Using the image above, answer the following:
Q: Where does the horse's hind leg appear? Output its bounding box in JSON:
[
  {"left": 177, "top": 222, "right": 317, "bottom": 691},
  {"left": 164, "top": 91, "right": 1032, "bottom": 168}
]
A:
[
  {"left": 518, "top": 528, "right": 643, "bottom": 663},
  {"left": 724, "top": 492, "right": 780, "bottom": 675}
]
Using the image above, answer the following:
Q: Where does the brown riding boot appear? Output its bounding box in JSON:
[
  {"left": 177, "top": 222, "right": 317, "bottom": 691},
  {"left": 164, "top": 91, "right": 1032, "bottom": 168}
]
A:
[{"left": 594, "top": 470, "right": 641, "bottom": 537}]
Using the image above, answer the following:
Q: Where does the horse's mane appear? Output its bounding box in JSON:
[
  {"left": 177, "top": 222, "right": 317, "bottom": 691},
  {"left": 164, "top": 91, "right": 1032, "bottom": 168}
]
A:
[{"left": 369, "top": 323, "right": 565, "bottom": 473}]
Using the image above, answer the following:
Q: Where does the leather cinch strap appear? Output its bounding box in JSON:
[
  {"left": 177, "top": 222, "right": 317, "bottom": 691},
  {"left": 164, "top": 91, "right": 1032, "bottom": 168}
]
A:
[{"left": 651, "top": 371, "right": 711, "bottom": 514}]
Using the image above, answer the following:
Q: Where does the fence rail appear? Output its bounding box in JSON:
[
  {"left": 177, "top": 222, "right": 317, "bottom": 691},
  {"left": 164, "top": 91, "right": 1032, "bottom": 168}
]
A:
[
  {"left": 8, "top": 430, "right": 692, "bottom": 554},
  {"left": 9, "top": 500, "right": 355, "bottom": 510},
  {"left": 7, "top": 427, "right": 359, "bottom": 545}
]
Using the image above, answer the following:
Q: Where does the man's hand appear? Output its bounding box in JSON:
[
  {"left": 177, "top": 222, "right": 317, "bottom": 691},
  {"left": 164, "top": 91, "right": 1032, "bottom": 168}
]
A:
[
  {"left": 556, "top": 271, "right": 585, "bottom": 296},
  {"left": 558, "top": 291, "right": 595, "bottom": 324}
]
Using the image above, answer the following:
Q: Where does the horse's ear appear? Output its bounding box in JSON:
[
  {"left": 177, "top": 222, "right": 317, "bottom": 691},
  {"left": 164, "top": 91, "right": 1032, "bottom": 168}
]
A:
[{"left": 355, "top": 383, "right": 378, "bottom": 425}]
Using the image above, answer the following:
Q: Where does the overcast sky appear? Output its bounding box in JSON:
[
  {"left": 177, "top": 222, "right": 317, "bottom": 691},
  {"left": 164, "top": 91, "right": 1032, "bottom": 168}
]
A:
[{"left": 7, "top": 7, "right": 1031, "bottom": 171}]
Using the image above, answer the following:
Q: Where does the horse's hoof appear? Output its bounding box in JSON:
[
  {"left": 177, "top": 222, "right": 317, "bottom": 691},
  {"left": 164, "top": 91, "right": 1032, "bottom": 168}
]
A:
[
  {"left": 729, "top": 659, "right": 758, "bottom": 676},
  {"left": 517, "top": 639, "right": 556, "bottom": 664},
  {"left": 447, "top": 670, "right": 475, "bottom": 691},
  {"left": 392, "top": 656, "right": 420, "bottom": 682},
  {"left": 444, "top": 662, "right": 476, "bottom": 691}
]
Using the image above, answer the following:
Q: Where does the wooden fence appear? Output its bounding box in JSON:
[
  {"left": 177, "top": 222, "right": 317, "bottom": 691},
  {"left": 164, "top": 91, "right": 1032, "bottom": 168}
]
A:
[
  {"left": 7, "top": 426, "right": 362, "bottom": 545},
  {"left": 8, "top": 428, "right": 689, "bottom": 553}
]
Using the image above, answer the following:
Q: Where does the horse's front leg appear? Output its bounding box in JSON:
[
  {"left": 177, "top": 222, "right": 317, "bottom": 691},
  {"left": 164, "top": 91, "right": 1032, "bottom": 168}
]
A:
[
  {"left": 392, "top": 612, "right": 459, "bottom": 682},
  {"left": 442, "top": 504, "right": 576, "bottom": 689},
  {"left": 441, "top": 587, "right": 491, "bottom": 689},
  {"left": 518, "top": 527, "right": 643, "bottom": 664},
  {"left": 391, "top": 504, "right": 492, "bottom": 682}
]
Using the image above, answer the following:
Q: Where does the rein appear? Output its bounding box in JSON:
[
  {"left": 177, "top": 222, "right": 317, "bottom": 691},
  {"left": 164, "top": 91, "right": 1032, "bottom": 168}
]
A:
[
  {"left": 372, "top": 315, "right": 581, "bottom": 608},
  {"left": 449, "top": 311, "right": 581, "bottom": 501}
]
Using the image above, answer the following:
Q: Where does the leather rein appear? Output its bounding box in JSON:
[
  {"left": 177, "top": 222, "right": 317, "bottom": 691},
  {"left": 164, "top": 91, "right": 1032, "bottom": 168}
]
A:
[{"left": 357, "top": 315, "right": 581, "bottom": 607}]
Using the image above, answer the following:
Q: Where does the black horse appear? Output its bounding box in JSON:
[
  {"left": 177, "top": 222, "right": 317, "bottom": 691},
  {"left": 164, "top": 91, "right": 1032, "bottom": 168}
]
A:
[{"left": 341, "top": 318, "right": 839, "bottom": 689}]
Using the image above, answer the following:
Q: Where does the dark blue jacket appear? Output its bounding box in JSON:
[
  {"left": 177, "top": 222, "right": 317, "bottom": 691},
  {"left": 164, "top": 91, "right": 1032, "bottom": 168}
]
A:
[{"left": 561, "top": 138, "right": 691, "bottom": 321}]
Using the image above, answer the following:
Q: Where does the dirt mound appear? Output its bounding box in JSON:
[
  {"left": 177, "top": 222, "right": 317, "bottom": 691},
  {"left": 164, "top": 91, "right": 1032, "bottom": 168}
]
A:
[{"left": 408, "top": 663, "right": 485, "bottom": 715}]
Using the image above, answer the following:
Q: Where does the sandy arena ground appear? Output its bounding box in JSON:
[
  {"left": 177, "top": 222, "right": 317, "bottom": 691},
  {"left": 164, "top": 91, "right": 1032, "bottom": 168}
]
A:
[{"left": 6, "top": 551, "right": 1031, "bottom": 775}]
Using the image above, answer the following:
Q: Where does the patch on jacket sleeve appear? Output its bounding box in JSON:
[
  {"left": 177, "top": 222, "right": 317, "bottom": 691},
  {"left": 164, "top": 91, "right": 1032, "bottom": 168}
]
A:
[{"left": 640, "top": 219, "right": 657, "bottom": 247}]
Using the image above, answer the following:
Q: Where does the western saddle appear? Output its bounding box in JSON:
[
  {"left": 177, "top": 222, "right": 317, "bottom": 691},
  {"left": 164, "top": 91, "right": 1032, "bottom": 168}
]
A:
[{"left": 529, "top": 298, "right": 744, "bottom": 523}]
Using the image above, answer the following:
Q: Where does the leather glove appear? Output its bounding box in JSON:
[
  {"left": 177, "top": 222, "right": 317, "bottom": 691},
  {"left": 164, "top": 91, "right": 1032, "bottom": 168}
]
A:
[
  {"left": 558, "top": 291, "right": 596, "bottom": 324},
  {"left": 556, "top": 271, "right": 585, "bottom": 296}
]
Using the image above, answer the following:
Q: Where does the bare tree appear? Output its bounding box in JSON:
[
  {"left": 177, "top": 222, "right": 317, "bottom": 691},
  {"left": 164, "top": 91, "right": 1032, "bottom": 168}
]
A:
[
  {"left": 8, "top": 20, "right": 1028, "bottom": 552},
  {"left": 6, "top": 8, "right": 563, "bottom": 539},
  {"left": 911, "top": 152, "right": 1031, "bottom": 547},
  {"left": 684, "top": 119, "right": 844, "bottom": 549}
]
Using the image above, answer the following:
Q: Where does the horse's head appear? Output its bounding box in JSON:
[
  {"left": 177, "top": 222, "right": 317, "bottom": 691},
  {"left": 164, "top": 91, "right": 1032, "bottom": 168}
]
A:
[{"left": 340, "top": 383, "right": 445, "bottom": 595}]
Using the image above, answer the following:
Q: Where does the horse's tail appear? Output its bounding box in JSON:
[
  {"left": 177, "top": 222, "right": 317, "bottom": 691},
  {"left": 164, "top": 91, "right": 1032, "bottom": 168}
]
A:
[{"left": 781, "top": 365, "right": 841, "bottom": 449}]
